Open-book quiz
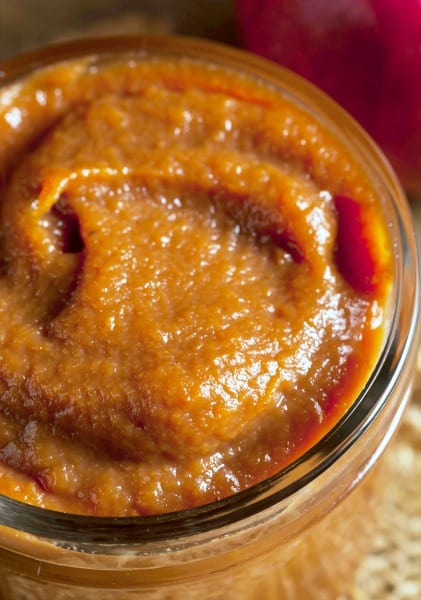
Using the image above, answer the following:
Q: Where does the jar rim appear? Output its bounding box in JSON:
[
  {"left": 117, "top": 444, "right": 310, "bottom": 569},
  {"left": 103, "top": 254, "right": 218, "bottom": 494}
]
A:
[{"left": 0, "top": 34, "right": 419, "bottom": 547}]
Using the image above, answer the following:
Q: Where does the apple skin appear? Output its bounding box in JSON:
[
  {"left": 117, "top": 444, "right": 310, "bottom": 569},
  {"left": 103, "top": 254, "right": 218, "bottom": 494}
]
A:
[{"left": 235, "top": 0, "right": 421, "bottom": 195}]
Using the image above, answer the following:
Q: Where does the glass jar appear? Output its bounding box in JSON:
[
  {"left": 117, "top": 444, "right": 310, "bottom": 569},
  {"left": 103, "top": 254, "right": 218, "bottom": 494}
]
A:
[{"left": 0, "top": 35, "right": 419, "bottom": 600}]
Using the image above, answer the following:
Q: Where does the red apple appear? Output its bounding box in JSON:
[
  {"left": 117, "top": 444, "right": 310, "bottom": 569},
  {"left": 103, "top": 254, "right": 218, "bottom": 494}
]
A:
[{"left": 235, "top": 0, "right": 421, "bottom": 196}]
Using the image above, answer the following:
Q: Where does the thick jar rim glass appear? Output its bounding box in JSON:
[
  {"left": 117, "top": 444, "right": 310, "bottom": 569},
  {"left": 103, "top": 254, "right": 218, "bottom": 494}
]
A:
[{"left": 0, "top": 34, "right": 419, "bottom": 548}]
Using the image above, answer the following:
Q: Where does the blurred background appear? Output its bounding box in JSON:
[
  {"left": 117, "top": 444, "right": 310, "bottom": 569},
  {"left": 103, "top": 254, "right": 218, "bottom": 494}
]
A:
[{"left": 0, "top": 0, "right": 235, "bottom": 59}]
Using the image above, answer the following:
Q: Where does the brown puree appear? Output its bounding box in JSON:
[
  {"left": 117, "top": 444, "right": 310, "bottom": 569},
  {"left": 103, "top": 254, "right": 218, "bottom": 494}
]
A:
[{"left": 0, "top": 56, "right": 392, "bottom": 516}]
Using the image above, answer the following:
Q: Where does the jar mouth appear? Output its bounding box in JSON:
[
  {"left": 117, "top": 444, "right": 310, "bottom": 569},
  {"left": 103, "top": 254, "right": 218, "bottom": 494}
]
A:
[{"left": 0, "top": 35, "right": 419, "bottom": 546}]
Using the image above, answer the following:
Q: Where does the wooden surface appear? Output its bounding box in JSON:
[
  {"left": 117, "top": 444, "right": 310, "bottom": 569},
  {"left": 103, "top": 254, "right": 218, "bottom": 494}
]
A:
[{"left": 0, "top": 2, "right": 420, "bottom": 598}]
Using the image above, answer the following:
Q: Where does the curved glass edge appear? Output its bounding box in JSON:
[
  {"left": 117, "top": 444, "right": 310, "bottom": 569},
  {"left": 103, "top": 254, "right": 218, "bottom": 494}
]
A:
[{"left": 0, "top": 35, "right": 419, "bottom": 546}]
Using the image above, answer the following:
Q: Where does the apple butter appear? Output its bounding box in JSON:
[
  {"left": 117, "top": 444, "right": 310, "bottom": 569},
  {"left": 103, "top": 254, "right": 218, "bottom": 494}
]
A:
[{"left": 0, "top": 55, "right": 392, "bottom": 516}]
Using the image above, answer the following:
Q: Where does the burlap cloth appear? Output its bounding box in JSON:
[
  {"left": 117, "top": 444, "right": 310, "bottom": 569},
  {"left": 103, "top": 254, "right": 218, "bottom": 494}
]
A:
[{"left": 0, "top": 4, "right": 420, "bottom": 598}]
